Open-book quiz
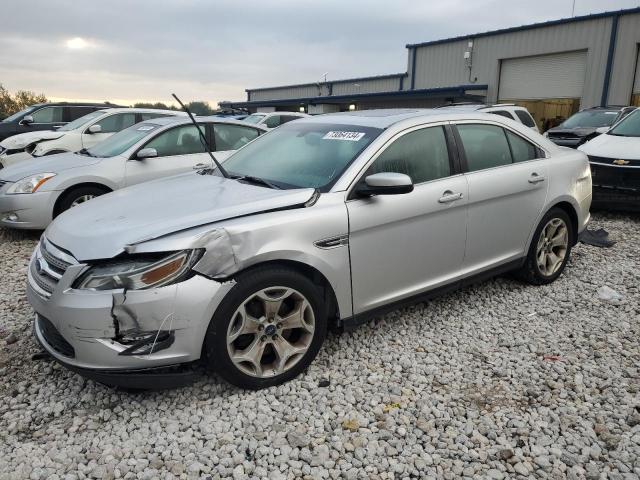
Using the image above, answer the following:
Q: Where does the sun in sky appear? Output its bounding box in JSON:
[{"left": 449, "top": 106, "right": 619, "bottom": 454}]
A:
[{"left": 65, "top": 37, "right": 91, "bottom": 50}]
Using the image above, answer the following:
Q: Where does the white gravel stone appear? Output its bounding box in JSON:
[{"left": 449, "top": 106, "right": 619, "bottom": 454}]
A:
[{"left": 0, "top": 213, "right": 639, "bottom": 479}]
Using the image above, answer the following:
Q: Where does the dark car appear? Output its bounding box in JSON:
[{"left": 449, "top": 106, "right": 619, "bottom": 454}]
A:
[
  {"left": 0, "top": 102, "right": 123, "bottom": 143},
  {"left": 544, "top": 106, "right": 636, "bottom": 148}
]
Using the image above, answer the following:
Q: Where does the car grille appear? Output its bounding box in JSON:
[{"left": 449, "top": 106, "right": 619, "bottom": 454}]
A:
[
  {"left": 548, "top": 132, "right": 580, "bottom": 140},
  {"left": 37, "top": 315, "right": 75, "bottom": 357},
  {"left": 588, "top": 156, "right": 640, "bottom": 192},
  {"left": 29, "top": 238, "right": 75, "bottom": 298}
]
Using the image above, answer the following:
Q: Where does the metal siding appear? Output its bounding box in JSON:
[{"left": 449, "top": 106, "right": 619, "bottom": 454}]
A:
[
  {"left": 332, "top": 76, "right": 401, "bottom": 95},
  {"left": 635, "top": 48, "right": 640, "bottom": 93},
  {"left": 498, "top": 51, "right": 587, "bottom": 100},
  {"left": 608, "top": 13, "right": 640, "bottom": 102},
  {"left": 413, "top": 17, "right": 612, "bottom": 108},
  {"left": 250, "top": 84, "right": 327, "bottom": 102}
]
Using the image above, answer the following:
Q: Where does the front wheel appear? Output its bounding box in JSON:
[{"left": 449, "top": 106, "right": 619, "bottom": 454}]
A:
[
  {"left": 517, "top": 208, "right": 574, "bottom": 285},
  {"left": 204, "top": 266, "right": 327, "bottom": 390},
  {"left": 54, "top": 186, "right": 109, "bottom": 217}
]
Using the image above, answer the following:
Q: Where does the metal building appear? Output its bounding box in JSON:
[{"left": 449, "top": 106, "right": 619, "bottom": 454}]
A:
[{"left": 221, "top": 7, "right": 640, "bottom": 129}]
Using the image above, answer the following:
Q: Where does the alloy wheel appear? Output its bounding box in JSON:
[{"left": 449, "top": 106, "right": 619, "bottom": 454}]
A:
[
  {"left": 226, "top": 287, "right": 315, "bottom": 378},
  {"left": 70, "top": 194, "right": 95, "bottom": 208},
  {"left": 536, "top": 218, "right": 569, "bottom": 276}
]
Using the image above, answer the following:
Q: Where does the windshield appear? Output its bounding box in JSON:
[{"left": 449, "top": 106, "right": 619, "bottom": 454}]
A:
[
  {"left": 559, "top": 110, "right": 619, "bottom": 129},
  {"left": 85, "top": 123, "right": 161, "bottom": 157},
  {"left": 242, "top": 114, "right": 266, "bottom": 124},
  {"left": 58, "top": 110, "right": 104, "bottom": 131},
  {"left": 608, "top": 109, "right": 640, "bottom": 137},
  {"left": 220, "top": 122, "right": 383, "bottom": 191},
  {"left": 1, "top": 106, "right": 37, "bottom": 123}
]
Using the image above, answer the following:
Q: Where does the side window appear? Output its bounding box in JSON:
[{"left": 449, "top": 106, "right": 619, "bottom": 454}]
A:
[
  {"left": 139, "top": 112, "right": 171, "bottom": 121},
  {"left": 505, "top": 130, "right": 539, "bottom": 162},
  {"left": 69, "top": 107, "right": 96, "bottom": 120},
  {"left": 144, "top": 124, "right": 206, "bottom": 157},
  {"left": 279, "top": 115, "right": 300, "bottom": 125},
  {"left": 457, "top": 124, "right": 512, "bottom": 172},
  {"left": 31, "top": 107, "right": 64, "bottom": 123},
  {"left": 265, "top": 115, "right": 281, "bottom": 128},
  {"left": 366, "top": 126, "right": 451, "bottom": 184},
  {"left": 94, "top": 113, "right": 137, "bottom": 133},
  {"left": 491, "top": 110, "right": 514, "bottom": 120},
  {"left": 515, "top": 110, "right": 536, "bottom": 128},
  {"left": 214, "top": 124, "right": 260, "bottom": 151}
]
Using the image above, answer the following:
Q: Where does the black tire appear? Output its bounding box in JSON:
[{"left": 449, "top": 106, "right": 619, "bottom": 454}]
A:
[
  {"left": 54, "top": 185, "right": 109, "bottom": 217},
  {"left": 517, "top": 207, "right": 574, "bottom": 285},
  {"left": 204, "top": 266, "right": 327, "bottom": 390}
]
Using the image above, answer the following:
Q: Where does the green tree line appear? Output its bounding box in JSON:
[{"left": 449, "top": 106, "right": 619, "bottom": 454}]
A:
[{"left": 0, "top": 84, "right": 47, "bottom": 119}]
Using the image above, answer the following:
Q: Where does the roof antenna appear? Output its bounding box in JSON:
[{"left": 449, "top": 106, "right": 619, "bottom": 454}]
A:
[
  {"left": 571, "top": 0, "right": 576, "bottom": 16},
  {"left": 171, "top": 93, "right": 229, "bottom": 179}
]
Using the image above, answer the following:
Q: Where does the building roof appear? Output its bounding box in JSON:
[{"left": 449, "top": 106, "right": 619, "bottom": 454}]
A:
[
  {"left": 245, "top": 72, "right": 407, "bottom": 93},
  {"left": 405, "top": 6, "right": 640, "bottom": 48}
]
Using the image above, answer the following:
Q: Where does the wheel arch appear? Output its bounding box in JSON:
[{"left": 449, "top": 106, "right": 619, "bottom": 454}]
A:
[
  {"left": 527, "top": 198, "right": 580, "bottom": 251},
  {"left": 52, "top": 182, "right": 113, "bottom": 217}
]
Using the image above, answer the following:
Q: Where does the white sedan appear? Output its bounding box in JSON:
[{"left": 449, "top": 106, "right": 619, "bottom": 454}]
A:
[{"left": 0, "top": 108, "right": 183, "bottom": 167}]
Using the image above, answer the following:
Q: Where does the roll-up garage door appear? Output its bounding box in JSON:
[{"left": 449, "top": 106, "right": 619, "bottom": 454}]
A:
[{"left": 498, "top": 50, "right": 587, "bottom": 101}]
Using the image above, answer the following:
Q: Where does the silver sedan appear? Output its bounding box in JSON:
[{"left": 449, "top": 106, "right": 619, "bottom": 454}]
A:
[
  {"left": 27, "top": 109, "right": 592, "bottom": 390},
  {"left": 0, "top": 116, "right": 266, "bottom": 229}
]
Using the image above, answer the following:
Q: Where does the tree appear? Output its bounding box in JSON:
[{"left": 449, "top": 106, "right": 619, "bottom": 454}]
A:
[
  {"left": 0, "top": 84, "right": 47, "bottom": 119},
  {"left": 133, "top": 101, "right": 178, "bottom": 111}
]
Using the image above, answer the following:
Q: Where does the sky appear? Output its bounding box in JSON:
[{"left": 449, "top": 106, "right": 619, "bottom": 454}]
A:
[{"left": 1, "top": 0, "right": 639, "bottom": 107}]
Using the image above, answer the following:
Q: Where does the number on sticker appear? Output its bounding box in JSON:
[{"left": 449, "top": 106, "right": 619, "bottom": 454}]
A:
[{"left": 323, "top": 131, "right": 365, "bottom": 141}]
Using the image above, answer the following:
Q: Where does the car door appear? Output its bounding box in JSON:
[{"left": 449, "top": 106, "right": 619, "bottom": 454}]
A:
[
  {"left": 347, "top": 124, "right": 468, "bottom": 314},
  {"left": 21, "top": 106, "right": 65, "bottom": 133},
  {"left": 213, "top": 123, "right": 261, "bottom": 161},
  {"left": 454, "top": 122, "right": 549, "bottom": 274},
  {"left": 81, "top": 112, "right": 137, "bottom": 149},
  {"left": 124, "top": 123, "right": 212, "bottom": 186}
]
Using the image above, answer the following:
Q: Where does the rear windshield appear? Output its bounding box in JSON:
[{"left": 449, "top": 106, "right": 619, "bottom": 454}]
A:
[{"left": 559, "top": 110, "right": 619, "bottom": 129}]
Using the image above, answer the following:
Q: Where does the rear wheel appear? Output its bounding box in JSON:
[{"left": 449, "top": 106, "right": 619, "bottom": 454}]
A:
[
  {"left": 54, "top": 186, "right": 109, "bottom": 217},
  {"left": 517, "top": 208, "right": 573, "bottom": 285},
  {"left": 204, "top": 266, "right": 327, "bottom": 390}
]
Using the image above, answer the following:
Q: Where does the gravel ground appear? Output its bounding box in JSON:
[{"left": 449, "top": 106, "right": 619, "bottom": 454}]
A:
[{"left": 0, "top": 212, "right": 639, "bottom": 480}]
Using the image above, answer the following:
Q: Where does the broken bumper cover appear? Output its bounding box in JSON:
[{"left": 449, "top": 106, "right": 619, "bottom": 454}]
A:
[{"left": 27, "top": 264, "right": 235, "bottom": 375}]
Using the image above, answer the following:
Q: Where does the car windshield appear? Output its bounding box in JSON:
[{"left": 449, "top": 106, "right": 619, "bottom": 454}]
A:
[
  {"left": 242, "top": 114, "right": 266, "bottom": 124},
  {"left": 84, "top": 123, "right": 162, "bottom": 158},
  {"left": 219, "top": 122, "right": 383, "bottom": 191},
  {"left": 608, "top": 109, "right": 640, "bottom": 137},
  {"left": 58, "top": 110, "right": 104, "bottom": 131},
  {"left": 1, "top": 106, "right": 37, "bottom": 123},
  {"left": 559, "top": 110, "right": 619, "bottom": 129}
]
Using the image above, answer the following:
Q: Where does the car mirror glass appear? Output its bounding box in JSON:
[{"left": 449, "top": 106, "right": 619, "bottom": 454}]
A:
[
  {"left": 136, "top": 147, "right": 158, "bottom": 160},
  {"left": 356, "top": 172, "right": 414, "bottom": 196}
]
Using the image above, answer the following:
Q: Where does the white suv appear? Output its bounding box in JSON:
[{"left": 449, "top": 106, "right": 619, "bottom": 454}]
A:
[
  {"left": 0, "top": 108, "right": 184, "bottom": 167},
  {"left": 437, "top": 103, "right": 539, "bottom": 132},
  {"left": 241, "top": 111, "right": 309, "bottom": 129}
]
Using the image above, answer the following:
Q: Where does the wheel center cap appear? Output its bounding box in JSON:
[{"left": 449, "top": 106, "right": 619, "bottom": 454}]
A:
[{"left": 265, "top": 324, "right": 277, "bottom": 336}]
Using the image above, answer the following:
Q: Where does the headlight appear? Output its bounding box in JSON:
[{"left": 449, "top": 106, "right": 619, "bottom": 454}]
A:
[
  {"left": 75, "top": 250, "right": 203, "bottom": 291},
  {"left": 6, "top": 173, "right": 56, "bottom": 194}
]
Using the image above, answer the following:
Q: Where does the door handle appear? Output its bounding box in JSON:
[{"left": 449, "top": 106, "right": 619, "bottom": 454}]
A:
[
  {"left": 528, "top": 173, "right": 546, "bottom": 184},
  {"left": 438, "top": 191, "right": 464, "bottom": 203},
  {"left": 193, "top": 163, "right": 208, "bottom": 170}
]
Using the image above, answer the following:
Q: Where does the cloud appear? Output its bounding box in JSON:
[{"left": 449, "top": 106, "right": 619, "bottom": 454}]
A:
[{"left": 1, "top": 0, "right": 638, "bottom": 106}]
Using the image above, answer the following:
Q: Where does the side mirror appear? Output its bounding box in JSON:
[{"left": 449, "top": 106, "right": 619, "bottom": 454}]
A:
[
  {"left": 87, "top": 124, "right": 102, "bottom": 134},
  {"left": 136, "top": 147, "right": 157, "bottom": 159},
  {"left": 19, "top": 115, "right": 34, "bottom": 126},
  {"left": 595, "top": 126, "right": 610, "bottom": 135},
  {"left": 356, "top": 172, "right": 414, "bottom": 196}
]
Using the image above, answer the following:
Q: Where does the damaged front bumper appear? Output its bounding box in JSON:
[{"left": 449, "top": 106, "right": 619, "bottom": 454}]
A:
[{"left": 27, "top": 243, "right": 235, "bottom": 379}]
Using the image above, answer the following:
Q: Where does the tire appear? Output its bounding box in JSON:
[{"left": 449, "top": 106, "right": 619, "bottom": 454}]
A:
[
  {"left": 204, "top": 266, "right": 327, "bottom": 390},
  {"left": 517, "top": 207, "right": 574, "bottom": 285},
  {"left": 54, "top": 186, "right": 109, "bottom": 217}
]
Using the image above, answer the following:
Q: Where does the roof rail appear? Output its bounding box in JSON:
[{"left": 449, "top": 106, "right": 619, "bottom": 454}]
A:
[{"left": 434, "top": 101, "right": 484, "bottom": 108}]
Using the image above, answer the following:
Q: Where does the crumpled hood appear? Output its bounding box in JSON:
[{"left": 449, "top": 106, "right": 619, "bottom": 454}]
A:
[
  {"left": 0, "top": 152, "right": 100, "bottom": 182},
  {"left": 579, "top": 133, "right": 640, "bottom": 160},
  {"left": 46, "top": 173, "right": 316, "bottom": 261},
  {"left": 0, "top": 130, "right": 64, "bottom": 149}
]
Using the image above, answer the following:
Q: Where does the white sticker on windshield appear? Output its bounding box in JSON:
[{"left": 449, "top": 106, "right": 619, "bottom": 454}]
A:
[
  {"left": 604, "top": 112, "right": 618, "bottom": 115},
  {"left": 323, "top": 131, "right": 365, "bottom": 141},
  {"left": 137, "top": 125, "right": 156, "bottom": 131}
]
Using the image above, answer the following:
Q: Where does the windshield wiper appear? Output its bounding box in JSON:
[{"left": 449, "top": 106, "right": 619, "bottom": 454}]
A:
[
  {"left": 78, "top": 148, "right": 95, "bottom": 157},
  {"left": 232, "top": 175, "right": 281, "bottom": 190}
]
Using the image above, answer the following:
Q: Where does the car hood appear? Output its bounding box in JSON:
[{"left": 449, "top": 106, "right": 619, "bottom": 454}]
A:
[
  {"left": 578, "top": 133, "right": 640, "bottom": 160},
  {"left": 0, "top": 152, "right": 100, "bottom": 181},
  {"left": 0, "top": 130, "right": 65, "bottom": 149},
  {"left": 546, "top": 127, "right": 596, "bottom": 138},
  {"left": 46, "top": 173, "right": 316, "bottom": 261}
]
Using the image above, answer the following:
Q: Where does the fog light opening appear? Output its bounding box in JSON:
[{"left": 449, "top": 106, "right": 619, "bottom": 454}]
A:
[{"left": 3, "top": 212, "right": 19, "bottom": 222}]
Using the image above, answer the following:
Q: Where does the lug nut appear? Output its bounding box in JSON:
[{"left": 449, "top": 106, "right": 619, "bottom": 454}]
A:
[{"left": 260, "top": 335, "right": 267, "bottom": 342}]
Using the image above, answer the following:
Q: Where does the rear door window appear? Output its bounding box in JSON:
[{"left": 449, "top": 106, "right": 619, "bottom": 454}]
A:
[
  {"left": 505, "top": 130, "right": 539, "bottom": 162},
  {"left": 515, "top": 110, "right": 536, "bottom": 128},
  {"left": 457, "top": 124, "right": 513, "bottom": 172},
  {"left": 69, "top": 106, "right": 97, "bottom": 120},
  {"left": 265, "top": 115, "right": 282, "bottom": 128},
  {"left": 139, "top": 112, "right": 172, "bottom": 121},
  {"left": 94, "top": 113, "right": 137, "bottom": 133},
  {"left": 214, "top": 124, "right": 260, "bottom": 151},
  {"left": 143, "top": 124, "right": 206, "bottom": 156},
  {"left": 490, "top": 110, "right": 515, "bottom": 120}
]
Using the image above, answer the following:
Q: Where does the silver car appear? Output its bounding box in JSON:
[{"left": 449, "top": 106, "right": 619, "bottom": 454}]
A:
[
  {"left": 26, "top": 109, "right": 592, "bottom": 390},
  {"left": 0, "top": 117, "right": 266, "bottom": 229}
]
